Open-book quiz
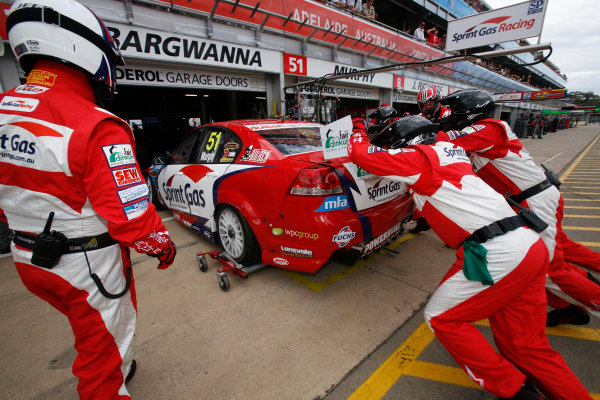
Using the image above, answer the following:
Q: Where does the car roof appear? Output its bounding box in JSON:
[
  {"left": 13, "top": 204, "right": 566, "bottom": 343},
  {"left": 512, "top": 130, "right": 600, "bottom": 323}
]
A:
[{"left": 209, "top": 119, "right": 323, "bottom": 131}]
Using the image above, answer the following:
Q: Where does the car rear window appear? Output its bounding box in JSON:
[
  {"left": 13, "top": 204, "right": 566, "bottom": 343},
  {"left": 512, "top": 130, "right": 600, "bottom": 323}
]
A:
[{"left": 255, "top": 127, "right": 322, "bottom": 155}]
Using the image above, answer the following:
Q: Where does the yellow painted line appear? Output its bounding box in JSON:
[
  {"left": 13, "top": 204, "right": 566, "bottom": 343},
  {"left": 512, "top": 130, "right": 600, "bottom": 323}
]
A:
[
  {"left": 560, "top": 135, "right": 600, "bottom": 181},
  {"left": 560, "top": 192, "right": 600, "bottom": 195},
  {"left": 282, "top": 233, "right": 417, "bottom": 292},
  {"left": 561, "top": 186, "right": 600, "bottom": 189},
  {"left": 404, "top": 361, "right": 480, "bottom": 389},
  {"left": 564, "top": 215, "right": 600, "bottom": 218},
  {"left": 562, "top": 226, "right": 600, "bottom": 232},
  {"left": 476, "top": 319, "right": 600, "bottom": 341},
  {"left": 592, "top": 394, "right": 600, "bottom": 400},
  {"left": 563, "top": 199, "right": 600, "bottom": 202},
  {"left": 564, "top": 206, "right": 600, "bottom": 210},
  {"left": 575, "top": 242, "right": 600, "bottom": 248},
  {"left": 348, "top": 322, "right": 435, "bottom": 400}
]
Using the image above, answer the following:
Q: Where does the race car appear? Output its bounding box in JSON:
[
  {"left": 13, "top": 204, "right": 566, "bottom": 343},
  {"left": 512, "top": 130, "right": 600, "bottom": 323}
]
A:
[{"left": 145, "top": 119, "right": 413, "bottom": 273}]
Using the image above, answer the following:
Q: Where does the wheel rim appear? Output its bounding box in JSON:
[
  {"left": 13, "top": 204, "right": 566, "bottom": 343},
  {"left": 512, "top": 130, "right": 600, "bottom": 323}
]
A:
[{"left": 218, "top": 208, "right": 244, "bottom": 259}]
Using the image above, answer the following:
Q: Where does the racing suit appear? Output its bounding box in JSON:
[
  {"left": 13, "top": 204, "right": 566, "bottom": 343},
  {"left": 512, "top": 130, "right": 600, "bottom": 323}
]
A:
[
  {"left": 437, "top": 119, "right": 600, "bottom": 318},
  {"left": 0, "top": 61, "right": 174, "bottom": 400},
  {"left": 418, "top": 105, "right": 451, "bottom": 123},
  {"left": 347, "top": 122, "right": 591, "bottom": 400}
]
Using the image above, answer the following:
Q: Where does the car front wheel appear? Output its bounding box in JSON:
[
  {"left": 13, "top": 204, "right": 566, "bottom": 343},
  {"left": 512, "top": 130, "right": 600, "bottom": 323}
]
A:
[{"left": 216, "top": 205, "right": 260, "bottom": 266}]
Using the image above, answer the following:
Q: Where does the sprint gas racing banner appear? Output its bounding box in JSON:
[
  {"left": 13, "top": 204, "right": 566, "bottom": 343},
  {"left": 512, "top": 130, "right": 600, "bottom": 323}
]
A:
[{"left": 445, "top": 0, "right": 549, "bottom": 51}]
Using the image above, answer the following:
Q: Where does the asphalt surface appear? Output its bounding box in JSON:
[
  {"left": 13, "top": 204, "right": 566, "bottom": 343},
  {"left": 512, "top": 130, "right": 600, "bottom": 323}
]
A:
[{"left": 1, "top": 124, "right": 599, "bottom": 400}]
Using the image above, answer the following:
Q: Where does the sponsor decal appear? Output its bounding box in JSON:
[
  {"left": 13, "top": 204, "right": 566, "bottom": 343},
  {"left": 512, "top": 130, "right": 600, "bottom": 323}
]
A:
[
  {"left": 162, "top": 182, "right": 206, "bottom": 208},
  {"left": 112, "top": 167, "right": 142, "bottom": 187},
  {"left": 224, "top": 142, "right": 239, "bottom": 150},
  {"left": 0, "top": 96, "right": 39, "bottom": 112},
  {"left": 528, "top": 0, "right": 544, "bottom": 15},
  {"left": 367, "top": 145, "right": 388, "bottom": 154},
  {"left": 314, "top": 195, "right": 349, "bottom": 212},
  {"left": 367, "top": 180, "right": 404, "bottom": 202},
  {"left": 26, "top": 70, "right": 57, "bottom": 86},
  {"left": 241, "top": 146, "right": 271, "bottom": 163},
  {"left": 284, "top": 229, "right": 319, "bottom": 240},
  {"left": 102, "top": 143, "right": 135, "bottom": 168},
  {"left": 443, "top": 146, "right": 469, "bottom": 159},
  {"left": 117, "top": 183, "right": 148, "bottom": 204},
  {"left": 332, "top": 226, "right": 357, "bottom": 248},
  {"left": 0, "top": 131, "right": 37, "bottom": 155},
  {"left": 14, "top": 84, "right": 49, "bottom": 95},
  {"left": 321, "top": 116, "right": 353, "bottom": 159},
  {"left": 272, "top": 257, "right": 289, "bottom": 266},
  {"left": 124, "top": 199, "right": 148, "bottom": 220},
  {"left": 280, "top": 246, "right": 313, "bottom": 258},
  {"left": 361, "top": 222, "right": 403, "bottom": 255}
]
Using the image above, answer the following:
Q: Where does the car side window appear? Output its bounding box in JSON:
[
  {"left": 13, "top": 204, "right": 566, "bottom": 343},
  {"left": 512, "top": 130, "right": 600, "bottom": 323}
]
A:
[
  {"left": 194, "top": 127, "right": 242, "bottom": 164},
  {"left": 170, "top": 132, "right": 200, "bottom": 164}
]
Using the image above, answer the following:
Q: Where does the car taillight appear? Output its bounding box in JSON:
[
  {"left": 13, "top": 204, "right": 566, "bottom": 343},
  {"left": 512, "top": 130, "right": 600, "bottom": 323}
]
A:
[{"left": 289, "top": 165, "right": 343, "bottom": 195}]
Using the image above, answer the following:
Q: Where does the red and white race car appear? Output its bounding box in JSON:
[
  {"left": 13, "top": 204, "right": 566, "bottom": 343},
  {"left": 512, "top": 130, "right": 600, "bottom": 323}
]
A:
[{"left": 148, "top": 119, "right": 413, "bottom": 273}]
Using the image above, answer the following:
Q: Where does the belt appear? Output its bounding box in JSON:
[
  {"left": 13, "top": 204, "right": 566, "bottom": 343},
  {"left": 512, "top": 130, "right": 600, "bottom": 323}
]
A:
[
  {"left": 464, "top": 215, "right": 528, "bottom": 245},
  {"left": 13, "top": 231, "right": 118, "bottom": 253},
  {"left": 509, "top": 179, "right": 552, "bottom": 204}
]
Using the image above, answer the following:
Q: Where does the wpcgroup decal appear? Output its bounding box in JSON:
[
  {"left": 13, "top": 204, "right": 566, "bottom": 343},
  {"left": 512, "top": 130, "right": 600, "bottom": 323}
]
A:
[
  {"left": 112, "top": 167, "right": 142, "bottom": 187},
  {"left": 102, "top": 143, "right": 135, "bottom": 168},
  {"left": 332, "top": 226, "right": 357, "bottom": 248},
  {"left": 284, "top": 229, "right": 319, "bottom": 240}
]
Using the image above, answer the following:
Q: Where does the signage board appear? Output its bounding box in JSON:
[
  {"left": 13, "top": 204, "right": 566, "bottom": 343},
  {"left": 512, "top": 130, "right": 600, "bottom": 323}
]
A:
[
  {"left": 321, "top": 116, "right": 352, "bottom": 159},
  {"left": 106, "top": 23, "right": 281, "bottom": 73},
  {"left": 446, "top": 0, "right": 549, "bottom": 51}
]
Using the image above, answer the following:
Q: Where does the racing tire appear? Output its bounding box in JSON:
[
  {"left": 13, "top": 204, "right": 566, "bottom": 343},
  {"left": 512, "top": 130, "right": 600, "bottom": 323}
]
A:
[
  {"left": 145, "top": 175, "right": 162, "bottom": 208},
  {"left": 216, "top": 205, "right": 260, "bottom": 266}
]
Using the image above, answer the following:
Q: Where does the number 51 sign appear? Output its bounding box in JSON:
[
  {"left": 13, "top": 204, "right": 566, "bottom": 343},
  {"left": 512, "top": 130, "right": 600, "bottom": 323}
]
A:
[{"left": 284, "top": 53, "right": 307, "bottom": 76}]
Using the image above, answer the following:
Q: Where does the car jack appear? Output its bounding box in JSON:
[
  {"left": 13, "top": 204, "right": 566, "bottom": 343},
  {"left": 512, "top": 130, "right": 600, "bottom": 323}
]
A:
[{"left": 196, "top": 250, "right": 267, "bottom": 291}]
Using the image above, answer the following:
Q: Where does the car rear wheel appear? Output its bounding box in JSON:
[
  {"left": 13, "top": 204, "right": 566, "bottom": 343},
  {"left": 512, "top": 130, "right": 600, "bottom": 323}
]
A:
[{"left": 216, "top": 205, "right": 260, "bottom": 266}]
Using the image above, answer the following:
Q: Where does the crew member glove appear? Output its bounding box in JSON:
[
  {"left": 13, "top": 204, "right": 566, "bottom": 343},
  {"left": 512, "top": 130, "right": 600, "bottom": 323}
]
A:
[
  {"left": 154, "top": 240, "right": 176, "bottom": 270},
  {"left": 352, "top": 118, "right": 368, "bottom": 133}
]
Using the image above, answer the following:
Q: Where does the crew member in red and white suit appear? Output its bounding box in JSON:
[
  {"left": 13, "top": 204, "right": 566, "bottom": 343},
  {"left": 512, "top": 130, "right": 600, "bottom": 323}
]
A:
[
  {"left": 0, "top": 1, "right": 176, "bottom": 399},
  {"left": 436, "top": 89, "right": 600, "bottom": 327},
  {"left": 417, "top": 85, "right": 452, "bottom": 122},
  {"left": 348, "top": 115, "right": 591, "bottom": 400}
]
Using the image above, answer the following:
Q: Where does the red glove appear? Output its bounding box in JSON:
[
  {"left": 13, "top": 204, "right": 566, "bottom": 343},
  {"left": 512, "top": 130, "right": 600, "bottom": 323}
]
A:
[
  {"left": 155, "top": 240, "right": 176, "bottom": 270},
  {"left": 133, "top": 229, "right": 177, "bottom": 269},
  {"left": 352, "top": 118, "right": 368, "bottom": 133}
]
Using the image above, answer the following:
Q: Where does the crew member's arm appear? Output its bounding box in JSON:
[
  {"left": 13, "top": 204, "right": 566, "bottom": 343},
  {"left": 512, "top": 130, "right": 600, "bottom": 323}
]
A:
[
  {"left": 436, "top": 122, "right": 504, "bottom": 153},
  {"left": 82, "top": 120, "right": 175, "bottom": 269},
  {"left": 347, "top": 119, "right": 427, "bottom": 181}
]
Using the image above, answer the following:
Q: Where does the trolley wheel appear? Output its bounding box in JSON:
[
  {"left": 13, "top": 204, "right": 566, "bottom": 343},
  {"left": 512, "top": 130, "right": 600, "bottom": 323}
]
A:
[
  {"left": 197, "top": 255, "right": 208, "bottom": 272},
  {"left": 218, "top": 274, "right": 230, "bottom": 291}
]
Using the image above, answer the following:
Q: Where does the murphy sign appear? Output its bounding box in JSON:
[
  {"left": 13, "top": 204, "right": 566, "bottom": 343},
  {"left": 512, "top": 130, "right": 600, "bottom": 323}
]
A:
[{"left": 445, "top": 0, "right": 548, "bottom": 51}]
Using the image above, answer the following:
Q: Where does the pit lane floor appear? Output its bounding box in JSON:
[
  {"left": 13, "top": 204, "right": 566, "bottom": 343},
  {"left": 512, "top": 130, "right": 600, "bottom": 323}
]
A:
[{"left": 0, "top": 125, "right": 599, "bottom": 400}]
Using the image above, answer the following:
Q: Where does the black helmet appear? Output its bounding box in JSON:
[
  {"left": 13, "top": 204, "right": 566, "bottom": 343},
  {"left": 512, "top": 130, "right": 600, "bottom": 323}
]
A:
[
  {"left": 440, "top": 89, "right": 495, "bottom": 130},
  {"left": 369, "top": 105, "right": 398, "bottom": 126},
  {"left": 372, "top": 115, "right": 438, "bottom": 149}
]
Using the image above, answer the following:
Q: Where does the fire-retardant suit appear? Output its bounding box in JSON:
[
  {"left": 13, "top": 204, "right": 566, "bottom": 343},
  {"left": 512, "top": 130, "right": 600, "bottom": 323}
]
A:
[
  {"left": 0, "top": 1, "right": 175, "bottom": 399},
  {"left": 348, "top": 116, "right": 591, "bottom": 400},
  {"left": 436, "top": 90, "right": 600, "bottom": 323}
]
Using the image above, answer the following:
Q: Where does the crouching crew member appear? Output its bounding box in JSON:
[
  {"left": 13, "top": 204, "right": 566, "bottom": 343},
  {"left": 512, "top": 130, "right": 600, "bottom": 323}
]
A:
[{"left": 348, "top": 115, "right": 591, "bottom": 400}]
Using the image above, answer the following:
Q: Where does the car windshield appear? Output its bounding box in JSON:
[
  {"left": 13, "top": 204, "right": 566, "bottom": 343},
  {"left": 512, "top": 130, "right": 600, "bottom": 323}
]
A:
[{"left": 255, "top": 127, "right": 322, "bottom": 155}]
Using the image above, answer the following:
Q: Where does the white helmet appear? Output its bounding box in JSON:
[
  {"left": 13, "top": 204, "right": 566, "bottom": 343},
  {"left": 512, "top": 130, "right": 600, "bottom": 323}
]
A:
[{"left": 6, "top": 0, "right": 124, "bottom": 98}]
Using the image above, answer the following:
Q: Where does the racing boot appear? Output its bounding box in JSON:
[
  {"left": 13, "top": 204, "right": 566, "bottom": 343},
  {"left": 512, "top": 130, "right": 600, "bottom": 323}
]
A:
[
  {"left": 126, "top": 359, "right": 136, "bottom": 383},
  {"left": 546, "top": 305, "right": 590, "bottom": 327},
  {"left": 499, "top": 379, "right": 547, "bottom": 399},
  {"left": 409, "top": 217, "right": 431, "bottom": 234}
]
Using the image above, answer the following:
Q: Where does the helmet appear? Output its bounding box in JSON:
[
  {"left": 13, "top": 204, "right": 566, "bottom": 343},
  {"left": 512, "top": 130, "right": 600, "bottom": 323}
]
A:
[
  {"left": 417, "top": 86, "right": 442, "bottom": 116},
  {"left": 372, "top": 115, "right": 438, "bottom": 149},
  {"left": 6, "top": 0, "right": 124, "bottom": 104},
  {"left": 440, "top": 89, "right": 495, "bottom": 130},
  {"left": 369, "top": 105, "right": 398, "bottom": 126}
]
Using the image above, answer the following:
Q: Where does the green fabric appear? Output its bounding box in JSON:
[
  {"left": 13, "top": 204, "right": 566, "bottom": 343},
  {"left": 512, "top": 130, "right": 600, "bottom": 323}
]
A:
[{"left": 462, "top": 240, "right": 494, "bottom": 286}]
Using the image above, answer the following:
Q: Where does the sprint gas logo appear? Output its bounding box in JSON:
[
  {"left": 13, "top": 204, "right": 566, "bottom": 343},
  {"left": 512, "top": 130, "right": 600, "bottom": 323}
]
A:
[
  {"left": 0, "top": 96, "right": 39, "bottom": 112},
  {"left": 451, "top": 16, "right": 535, "bottom": 45}
]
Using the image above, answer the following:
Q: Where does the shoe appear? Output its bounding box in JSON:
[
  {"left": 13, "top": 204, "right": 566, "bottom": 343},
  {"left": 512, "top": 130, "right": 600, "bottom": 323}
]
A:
[
  {"left": 546, "top": 305, "right": 590, "bottom": 327},
  {"left": 499, "top": 380, "right": 547, "bottom": 399},
  {"left": 409, "top": 218, "right": 431, "bottom": 234},
  {"left": 126, "top": 359, "right": 136, "bottom": 383}
]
